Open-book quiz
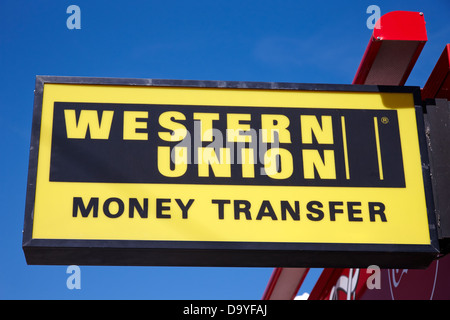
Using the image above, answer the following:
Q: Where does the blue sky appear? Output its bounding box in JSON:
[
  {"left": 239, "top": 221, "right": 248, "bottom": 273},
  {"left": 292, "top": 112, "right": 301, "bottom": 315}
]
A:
[{"left": 1, "top": 0, "right": 449, "bottom": 300}]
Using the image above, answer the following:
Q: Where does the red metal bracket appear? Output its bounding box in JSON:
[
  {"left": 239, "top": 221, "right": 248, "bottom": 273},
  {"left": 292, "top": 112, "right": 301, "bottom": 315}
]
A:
[
  {"left": 353, "top": 11, "right": 427, "bottom": 85},
  {"left": 422, "top": 44, "right": 450, "bottom": 100}
]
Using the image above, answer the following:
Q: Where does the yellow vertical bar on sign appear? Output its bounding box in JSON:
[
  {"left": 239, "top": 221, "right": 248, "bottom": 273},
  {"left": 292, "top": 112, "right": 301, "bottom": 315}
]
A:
[
  {"left": 373, "top": 117, "right": 384, "bottom": 180},
  {"left": 341, "top": 116, "right": 350, "bottom": 180}
]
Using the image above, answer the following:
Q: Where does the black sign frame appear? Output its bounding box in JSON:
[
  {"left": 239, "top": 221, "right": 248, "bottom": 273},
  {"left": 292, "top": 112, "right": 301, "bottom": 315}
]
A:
[{"left": 22, "top": 76, "right": 439, "bottom": 268}]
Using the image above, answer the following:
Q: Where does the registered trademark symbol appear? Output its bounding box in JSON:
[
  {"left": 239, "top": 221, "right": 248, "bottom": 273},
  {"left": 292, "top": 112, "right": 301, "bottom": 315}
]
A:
[{"left": 381, "top": 117, "right": 389, "bottom": 124}]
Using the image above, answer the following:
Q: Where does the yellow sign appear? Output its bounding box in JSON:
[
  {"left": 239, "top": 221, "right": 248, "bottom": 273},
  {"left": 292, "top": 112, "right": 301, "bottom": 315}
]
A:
[{"left": 23, "top": 77, "right": 439, "bottom": 267}]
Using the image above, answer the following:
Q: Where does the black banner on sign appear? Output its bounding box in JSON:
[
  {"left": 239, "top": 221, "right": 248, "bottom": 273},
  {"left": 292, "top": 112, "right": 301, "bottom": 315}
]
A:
[{"left": 49, "top": 102, "right": 405, "bottom": 187}]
